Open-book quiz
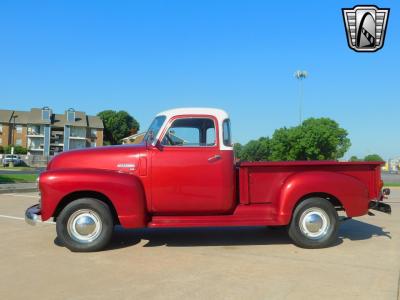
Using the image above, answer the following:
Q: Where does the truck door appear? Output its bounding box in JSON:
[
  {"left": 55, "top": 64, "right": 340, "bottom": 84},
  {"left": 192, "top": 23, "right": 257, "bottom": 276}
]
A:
[{"left": 151, "top": 116, "right": 234, "bottom": 215}]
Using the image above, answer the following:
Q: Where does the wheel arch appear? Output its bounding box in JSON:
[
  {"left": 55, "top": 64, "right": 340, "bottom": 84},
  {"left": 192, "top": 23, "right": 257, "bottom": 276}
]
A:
[
  {"left": 53, "top": 191, "right": 120, "bottom": 225},
  {"left": 39, "top": 169, "right": 148, "bottom": 228},
  {"left": 295, "top": 192, "right": 344, "bottom": 210},
  {"left": 278, "top": 171, "right": 370, "bottom": 224}
]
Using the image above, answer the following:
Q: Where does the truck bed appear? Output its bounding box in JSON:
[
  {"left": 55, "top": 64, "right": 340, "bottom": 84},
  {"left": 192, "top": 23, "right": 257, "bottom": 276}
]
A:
[{"left": 238, "top": 161, "right": 383, "bottom": 205}]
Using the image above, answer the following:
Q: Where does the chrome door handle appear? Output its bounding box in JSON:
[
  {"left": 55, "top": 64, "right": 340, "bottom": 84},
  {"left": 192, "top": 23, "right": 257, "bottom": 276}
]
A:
[{"left": 208, "top": 154, "right": 221, "bottom": 162}]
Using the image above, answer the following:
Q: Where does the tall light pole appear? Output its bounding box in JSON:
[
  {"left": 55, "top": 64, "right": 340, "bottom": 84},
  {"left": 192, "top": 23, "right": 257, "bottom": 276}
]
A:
[
  {"left": 11, "top": 115, "right": 17, "bottom": 146},
  {"left": 294, "top": 70, "right": 308, "bottom": 124}
]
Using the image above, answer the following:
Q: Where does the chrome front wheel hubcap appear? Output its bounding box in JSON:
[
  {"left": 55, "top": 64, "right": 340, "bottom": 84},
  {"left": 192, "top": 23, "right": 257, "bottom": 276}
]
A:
[
  {"left": 67, "top": 209, "right": 102, "bottom": 243},
  {"left": 299, "top": 208, "right": 330, "bottom": 240}
]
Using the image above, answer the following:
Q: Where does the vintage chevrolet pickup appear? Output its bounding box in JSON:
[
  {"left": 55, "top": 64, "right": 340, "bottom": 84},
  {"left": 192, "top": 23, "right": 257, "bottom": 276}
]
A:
[{"left": 25, "top": 108, "right": 391, "bottom": 251}]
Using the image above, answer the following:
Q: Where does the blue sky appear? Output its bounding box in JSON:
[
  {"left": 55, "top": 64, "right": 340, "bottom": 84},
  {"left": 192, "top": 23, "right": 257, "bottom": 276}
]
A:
[{"left": 0, "top": 1, "right": 399, "bottom": 159}]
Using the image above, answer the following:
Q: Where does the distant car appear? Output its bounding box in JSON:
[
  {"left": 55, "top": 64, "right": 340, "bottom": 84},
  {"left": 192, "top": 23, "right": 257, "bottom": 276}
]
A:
[{"left": 2, "top": 154, "right": 22, "bottom": 167}]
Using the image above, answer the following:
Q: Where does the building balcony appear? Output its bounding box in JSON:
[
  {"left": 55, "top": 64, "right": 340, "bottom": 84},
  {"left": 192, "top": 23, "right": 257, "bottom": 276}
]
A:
[
  {"left": 27, "top": 133, "right": 44, "bottom": 138},
  {"left": 28, "top": 148, "right": 44, "bottom": 152},
  {"left": 50, "top": 142, "right": 64, "bottom": 147}
]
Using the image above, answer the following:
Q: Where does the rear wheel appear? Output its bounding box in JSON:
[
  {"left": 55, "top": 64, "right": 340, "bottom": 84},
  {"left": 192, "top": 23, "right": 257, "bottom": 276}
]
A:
[
  {"left": 56, "top": 198, "right": 114, "bottom": 252},
  {"left": 288, "top": 197, "right": 339, "bottom": 249}
]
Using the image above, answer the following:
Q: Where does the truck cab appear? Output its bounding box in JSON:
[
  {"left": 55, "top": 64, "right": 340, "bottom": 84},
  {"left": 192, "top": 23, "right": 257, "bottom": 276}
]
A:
[
  {"left": 146, "top": 108, "right": 235, "bottom": 214},
  {"left": 25, "top": 107, "right": 391, "bottom": 252}
]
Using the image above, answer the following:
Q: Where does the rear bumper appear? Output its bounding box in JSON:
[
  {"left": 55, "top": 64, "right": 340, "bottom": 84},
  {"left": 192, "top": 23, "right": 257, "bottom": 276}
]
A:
[
  {"left": 369, "top": 201, "right": 391, "bottom": 214},
  {"left": 25, "top": 204, "right": 41, "bottom": 225}
]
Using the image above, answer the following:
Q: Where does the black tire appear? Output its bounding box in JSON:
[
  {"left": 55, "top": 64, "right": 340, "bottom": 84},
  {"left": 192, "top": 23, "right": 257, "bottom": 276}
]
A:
[
  {"left": 56, "top": 198, "right": 114, "bottom": 252},
  {"left": 288, "top": 197, "right": 339, "bottom": 249}
]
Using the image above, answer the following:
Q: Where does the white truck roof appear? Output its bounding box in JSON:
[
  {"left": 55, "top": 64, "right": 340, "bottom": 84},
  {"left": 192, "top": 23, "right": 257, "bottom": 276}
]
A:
[{"left": 157, "top": 107, "right": 229, "bottom": 120}]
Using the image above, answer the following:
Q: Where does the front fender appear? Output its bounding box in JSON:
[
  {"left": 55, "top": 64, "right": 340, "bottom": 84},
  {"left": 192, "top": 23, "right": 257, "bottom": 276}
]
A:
[
  {"left": 278, "top": 171, "right": 369, "bottom": 224},
  {"left": 39, "top": 168, "right": 147, "bottom": 228}
]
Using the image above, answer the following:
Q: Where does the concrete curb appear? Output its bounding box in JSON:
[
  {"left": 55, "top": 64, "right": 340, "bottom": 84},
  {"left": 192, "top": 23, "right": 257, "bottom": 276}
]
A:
[{"left": 0, "top": 188, "right": 38, "bottom": 194}]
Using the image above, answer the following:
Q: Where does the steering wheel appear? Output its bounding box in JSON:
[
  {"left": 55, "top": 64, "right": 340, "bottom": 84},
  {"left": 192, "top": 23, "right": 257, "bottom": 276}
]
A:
[{"left": 163, "top": 132, "right": 175, "bottom": 145}]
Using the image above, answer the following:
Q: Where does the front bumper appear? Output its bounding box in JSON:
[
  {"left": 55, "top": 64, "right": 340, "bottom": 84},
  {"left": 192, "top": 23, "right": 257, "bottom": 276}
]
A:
[{"left": 25, "top": 204, "right": 41, "bottom": 225}]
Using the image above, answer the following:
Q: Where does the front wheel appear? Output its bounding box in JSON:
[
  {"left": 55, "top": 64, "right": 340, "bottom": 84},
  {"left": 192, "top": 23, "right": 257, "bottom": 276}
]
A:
[
  {"left": 288, "top": 197, "right": 339, "bottom": 249},
  {"left": 56, "top": 198, "right": 114, "bottom": 252}
]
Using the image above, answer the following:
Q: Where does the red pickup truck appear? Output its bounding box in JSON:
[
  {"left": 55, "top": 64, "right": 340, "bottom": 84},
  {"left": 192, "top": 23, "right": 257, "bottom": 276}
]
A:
[{"left": 25, "top": 108, "right": 391, "bottom": 252}]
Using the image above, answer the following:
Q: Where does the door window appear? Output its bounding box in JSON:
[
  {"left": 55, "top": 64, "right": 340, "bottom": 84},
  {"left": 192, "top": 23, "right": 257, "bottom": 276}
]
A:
[{"left": 161, "top": 118, "right": 216, "bottom": 147}]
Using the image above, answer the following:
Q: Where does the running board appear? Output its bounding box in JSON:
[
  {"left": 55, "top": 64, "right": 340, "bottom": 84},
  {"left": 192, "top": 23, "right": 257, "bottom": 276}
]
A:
[{"left": 149, "top": 204, "right": 280, "bottom": 228}]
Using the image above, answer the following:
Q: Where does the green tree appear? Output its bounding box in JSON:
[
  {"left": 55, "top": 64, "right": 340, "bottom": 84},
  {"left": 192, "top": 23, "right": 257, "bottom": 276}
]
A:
[
  {"left": 364, "top": 154, "right": 384, "bottom": 162},
  {"left": 236, "top": 117, "right": 351, "bottom": 162},
  {"left": 238, "top": 137, "right": 271, "bottom": 161},
  {"left": 233, "top": 143, "right": 243, "bottom": 159},
  {"left": 349, "top": 155, "right": 360, "bottom": 162},
  {"left": 97, "top": 110, "right": 140, "bottom": 145},
  {"left": 3, "top": 145, "right": 27, "bottom": 154},
  {"left": 270, "top": 118, "right": 351, "bottom": 161},
  {"left": 13, "top": 146, "right": 28, "bottom": 154}
]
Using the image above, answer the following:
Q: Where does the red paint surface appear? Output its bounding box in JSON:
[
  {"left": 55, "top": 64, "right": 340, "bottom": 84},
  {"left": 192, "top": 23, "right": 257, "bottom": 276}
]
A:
[{"left": 38, "top": 112, "right": 385, "bottom": 229}]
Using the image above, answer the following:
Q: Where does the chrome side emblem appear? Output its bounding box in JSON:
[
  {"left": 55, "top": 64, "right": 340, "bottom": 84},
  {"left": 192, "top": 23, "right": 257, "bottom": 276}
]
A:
[
  {"left": 117, "top": 163, "right": 136, "bottom": 170},
  {"left": 342, "top": 5, "right": 390, "bottom": 52}
]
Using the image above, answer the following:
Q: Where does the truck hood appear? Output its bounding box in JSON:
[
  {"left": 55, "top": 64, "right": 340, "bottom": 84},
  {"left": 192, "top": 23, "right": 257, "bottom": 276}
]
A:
[{"left": 47, "top": 144, "right": 146, "bottom": 173}]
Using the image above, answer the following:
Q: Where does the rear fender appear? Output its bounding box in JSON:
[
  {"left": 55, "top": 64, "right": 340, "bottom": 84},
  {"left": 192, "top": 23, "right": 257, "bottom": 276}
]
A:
[
  {"left": 278, "top": 171, "right": 369, "bottom": 224},
  {"left": 39, "top": 169, "right": 147, "bottom": 228}
]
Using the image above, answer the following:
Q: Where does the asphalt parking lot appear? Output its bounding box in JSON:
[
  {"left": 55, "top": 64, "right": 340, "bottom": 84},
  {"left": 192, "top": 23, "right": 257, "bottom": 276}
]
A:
[{"left": 0, "top": 190, "right": 399, "bottom": 300}]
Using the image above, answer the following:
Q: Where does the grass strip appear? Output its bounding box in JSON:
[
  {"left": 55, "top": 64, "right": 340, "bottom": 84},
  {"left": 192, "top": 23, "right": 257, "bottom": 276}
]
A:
[{"left": 0, "top": 174, "right": 38, "bottom": 183}]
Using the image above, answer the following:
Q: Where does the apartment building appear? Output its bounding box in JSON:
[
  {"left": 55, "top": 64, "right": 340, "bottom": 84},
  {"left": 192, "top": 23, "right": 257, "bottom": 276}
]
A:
[{"left": 0, "top": 107, "right": 103, "bottom": 156}]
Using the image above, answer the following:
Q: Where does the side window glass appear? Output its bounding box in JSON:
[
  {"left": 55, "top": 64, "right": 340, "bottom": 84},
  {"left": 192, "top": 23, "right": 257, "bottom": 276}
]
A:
[
  {"left": 206, "top": 127, "right": 216, "bottom": 146},
  {"left": 223, "top": 119, "right": 232, "bottom": 147},
  {"left": 161, "top": 118, "right": 216, "bottom": 147}
]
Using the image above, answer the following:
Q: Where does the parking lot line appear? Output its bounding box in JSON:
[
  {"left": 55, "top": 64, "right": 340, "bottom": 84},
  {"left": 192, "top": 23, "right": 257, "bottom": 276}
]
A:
[
  {"left": 0, "top": 214, "right": 25, "bottom": 221},
  {"left": 1, "top": 193, "right": 39, "bottom": 198},
  {"left": 0, "top": 214, "right": 55, "bottom": 224}
]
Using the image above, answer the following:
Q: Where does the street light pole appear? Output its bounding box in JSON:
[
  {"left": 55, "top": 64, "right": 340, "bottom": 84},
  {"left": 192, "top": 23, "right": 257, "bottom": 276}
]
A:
[
  {"left": 9, "top": 115, "right": 17, "bottom": 167},
  {"left": 12, "top": 115, "right": 16, "bottom": 146},
  {"left": 294, "top": 70, "right": 308, "bottom": 124}
]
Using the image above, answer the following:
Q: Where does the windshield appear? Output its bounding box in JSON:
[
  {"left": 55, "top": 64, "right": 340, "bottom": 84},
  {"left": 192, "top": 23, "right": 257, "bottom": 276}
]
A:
[{"left": 144, "top": 115, "right": 166, "bottom": 142}]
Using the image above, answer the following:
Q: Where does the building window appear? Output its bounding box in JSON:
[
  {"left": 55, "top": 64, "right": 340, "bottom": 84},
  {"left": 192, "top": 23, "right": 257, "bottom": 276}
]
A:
[
  {"left": 0, "top": 124, "right": 2, "bottom": 133},
  {"left": 28, "top": 138, "right": 43, "bottom": 150},
  {"left": 16, "top": 139, "right": 22, "bottom": 146},
  {"left": 70, "top": 127, "right": 86, "bottom": 138},
  {"left": 42, "top": 107, "right": 51, "bottom": 121},
  {"left": 28, "top": 125, "right": 43, "bottom": 135},
  {"left": 67, "top": 108, "right": 75, "bottom": 122},
  {"left": 90, "top": 141, "right": 97, "bottom": 147},
  {"left": 16, "top": 125, "right": 22, "bottom": 133},
  {"left": 69, "top": 139, "right": 86, "bottom": 150},
  {"left": 90, "top": 128, "right": 97, "bottom": 138}
]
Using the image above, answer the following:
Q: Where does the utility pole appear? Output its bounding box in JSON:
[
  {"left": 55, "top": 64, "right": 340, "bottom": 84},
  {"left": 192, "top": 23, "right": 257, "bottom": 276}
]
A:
[
  {"left": 294, "top": 70, "right": 308, "bottom": 124},
  {"left": 10, "top": 115, "right": 17, "bottom": 167}
]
